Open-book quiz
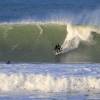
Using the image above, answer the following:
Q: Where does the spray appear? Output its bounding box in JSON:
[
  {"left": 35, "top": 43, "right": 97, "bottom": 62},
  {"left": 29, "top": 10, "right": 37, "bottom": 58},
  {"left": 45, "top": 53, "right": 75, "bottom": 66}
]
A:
[{"left": 61, "top": 24, "right": 100, "bottom": 53}]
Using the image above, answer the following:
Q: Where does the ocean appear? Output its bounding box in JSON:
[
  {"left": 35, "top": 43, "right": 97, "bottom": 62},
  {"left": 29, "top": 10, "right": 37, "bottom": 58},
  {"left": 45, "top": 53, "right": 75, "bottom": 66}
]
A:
[
  {"left": 0, "top": 0, "right": 100, "bottom": 24},
  {"left": 0, "top": 0, "right": 100, "bottom": 100},
  {"left": 0, "top": 63, "right": 100, "bottom": 100}
]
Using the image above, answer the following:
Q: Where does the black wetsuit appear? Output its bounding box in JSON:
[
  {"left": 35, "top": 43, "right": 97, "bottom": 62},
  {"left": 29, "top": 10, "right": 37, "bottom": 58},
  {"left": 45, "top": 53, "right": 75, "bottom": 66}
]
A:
[
  {"left": 54, "top": 44, "right": 62, "bottom": 53},
  {"left": 6, "top": 60, "right": 11, "bottom": 64}
]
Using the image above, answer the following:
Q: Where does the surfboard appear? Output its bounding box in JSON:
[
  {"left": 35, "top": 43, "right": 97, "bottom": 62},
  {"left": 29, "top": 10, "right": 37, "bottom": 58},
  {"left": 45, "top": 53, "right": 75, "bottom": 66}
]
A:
[{"left": 55, "top": 51, "right": 62, "bottom": 56}]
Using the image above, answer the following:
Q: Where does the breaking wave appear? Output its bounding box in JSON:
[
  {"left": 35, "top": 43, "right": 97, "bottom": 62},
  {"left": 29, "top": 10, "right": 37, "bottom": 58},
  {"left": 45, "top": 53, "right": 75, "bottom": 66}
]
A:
[
  {"left": 0, "top": 73, "right": 100, "bottom": 93},
  {"left": 0, "top": 22, "right": 99, "bottom": 62},
  {"left": 61, "top": 23, "right": 100, "bottom": 53}
]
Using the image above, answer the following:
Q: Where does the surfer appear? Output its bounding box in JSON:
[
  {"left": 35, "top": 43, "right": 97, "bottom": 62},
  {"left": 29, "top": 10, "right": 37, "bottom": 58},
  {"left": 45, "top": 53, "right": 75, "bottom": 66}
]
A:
[
  {"left": 54, "top": 43, "right": 62, "bottom": 53},
  {"left": 6, "top": 60, "right": 11, "bottom": 64}
]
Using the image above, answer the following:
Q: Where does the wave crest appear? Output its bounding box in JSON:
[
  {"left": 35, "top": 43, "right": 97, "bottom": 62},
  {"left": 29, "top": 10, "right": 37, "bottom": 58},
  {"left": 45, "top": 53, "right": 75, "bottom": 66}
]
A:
[{"left": 61, "top": 23, "right": 100, "bottom": 53}]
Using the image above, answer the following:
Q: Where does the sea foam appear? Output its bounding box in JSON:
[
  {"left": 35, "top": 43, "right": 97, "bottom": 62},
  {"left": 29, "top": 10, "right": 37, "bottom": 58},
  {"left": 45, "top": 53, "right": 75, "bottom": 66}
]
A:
[
  {"left": 0, "top": 73, "right": 100, "bottom": 93},
  {"left": 61, "top": 23, "right": 100, "bottom": 53}
]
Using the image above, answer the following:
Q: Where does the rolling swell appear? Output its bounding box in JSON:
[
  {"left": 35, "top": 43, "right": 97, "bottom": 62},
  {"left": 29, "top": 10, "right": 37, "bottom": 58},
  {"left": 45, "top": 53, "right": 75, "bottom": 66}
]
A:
[{"left": 0, "top": 23, "right": 100, "bottom": 63}]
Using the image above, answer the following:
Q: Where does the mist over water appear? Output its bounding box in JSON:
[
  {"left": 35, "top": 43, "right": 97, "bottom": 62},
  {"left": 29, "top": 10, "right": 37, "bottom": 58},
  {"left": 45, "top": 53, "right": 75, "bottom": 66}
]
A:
[{"left": 67, "top": 9, "right": 100, "bottom": 25}]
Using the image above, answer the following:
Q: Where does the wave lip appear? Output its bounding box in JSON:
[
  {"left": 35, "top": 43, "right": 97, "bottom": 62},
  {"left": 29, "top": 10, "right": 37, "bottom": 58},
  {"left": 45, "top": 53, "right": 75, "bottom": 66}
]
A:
[
  {"left": 61, "top": 23, "right": 100, "bottom": 54},
  {"left": 0, "top": 73, "right": 100, "bottom": 93}
]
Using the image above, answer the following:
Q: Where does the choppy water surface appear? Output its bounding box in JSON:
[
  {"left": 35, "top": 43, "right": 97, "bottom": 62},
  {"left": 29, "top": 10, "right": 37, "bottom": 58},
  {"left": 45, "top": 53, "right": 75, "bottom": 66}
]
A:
[{"left": 0, "top": 63, "right": 100, "bottom": 100}]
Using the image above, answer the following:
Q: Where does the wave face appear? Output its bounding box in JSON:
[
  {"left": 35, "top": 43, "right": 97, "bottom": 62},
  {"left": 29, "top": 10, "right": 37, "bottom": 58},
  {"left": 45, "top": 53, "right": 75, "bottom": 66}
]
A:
[{"left": 0, "top": 23, "right": 100, "bottom": 63}]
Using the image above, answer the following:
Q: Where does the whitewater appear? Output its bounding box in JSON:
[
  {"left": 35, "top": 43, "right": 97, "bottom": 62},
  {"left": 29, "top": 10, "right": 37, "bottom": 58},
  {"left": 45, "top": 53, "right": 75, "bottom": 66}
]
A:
[
  {"left": 61, "top": 23, "right": 100, "bottom": 54},
  {"left": 0, "top": 0, "right": 100, "bottom": 100},
  {"left": 0, "top": 22, "right": 99, "bottom": 63},
  {"left": 0, "top": 63, "right": 99, "bottom": 100}
]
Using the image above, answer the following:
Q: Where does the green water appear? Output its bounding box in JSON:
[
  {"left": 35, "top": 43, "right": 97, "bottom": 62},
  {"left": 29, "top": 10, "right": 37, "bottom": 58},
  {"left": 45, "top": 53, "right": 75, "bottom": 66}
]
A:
[{"left": 0, "top": 24, "right": 99, "bottom": 63}]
